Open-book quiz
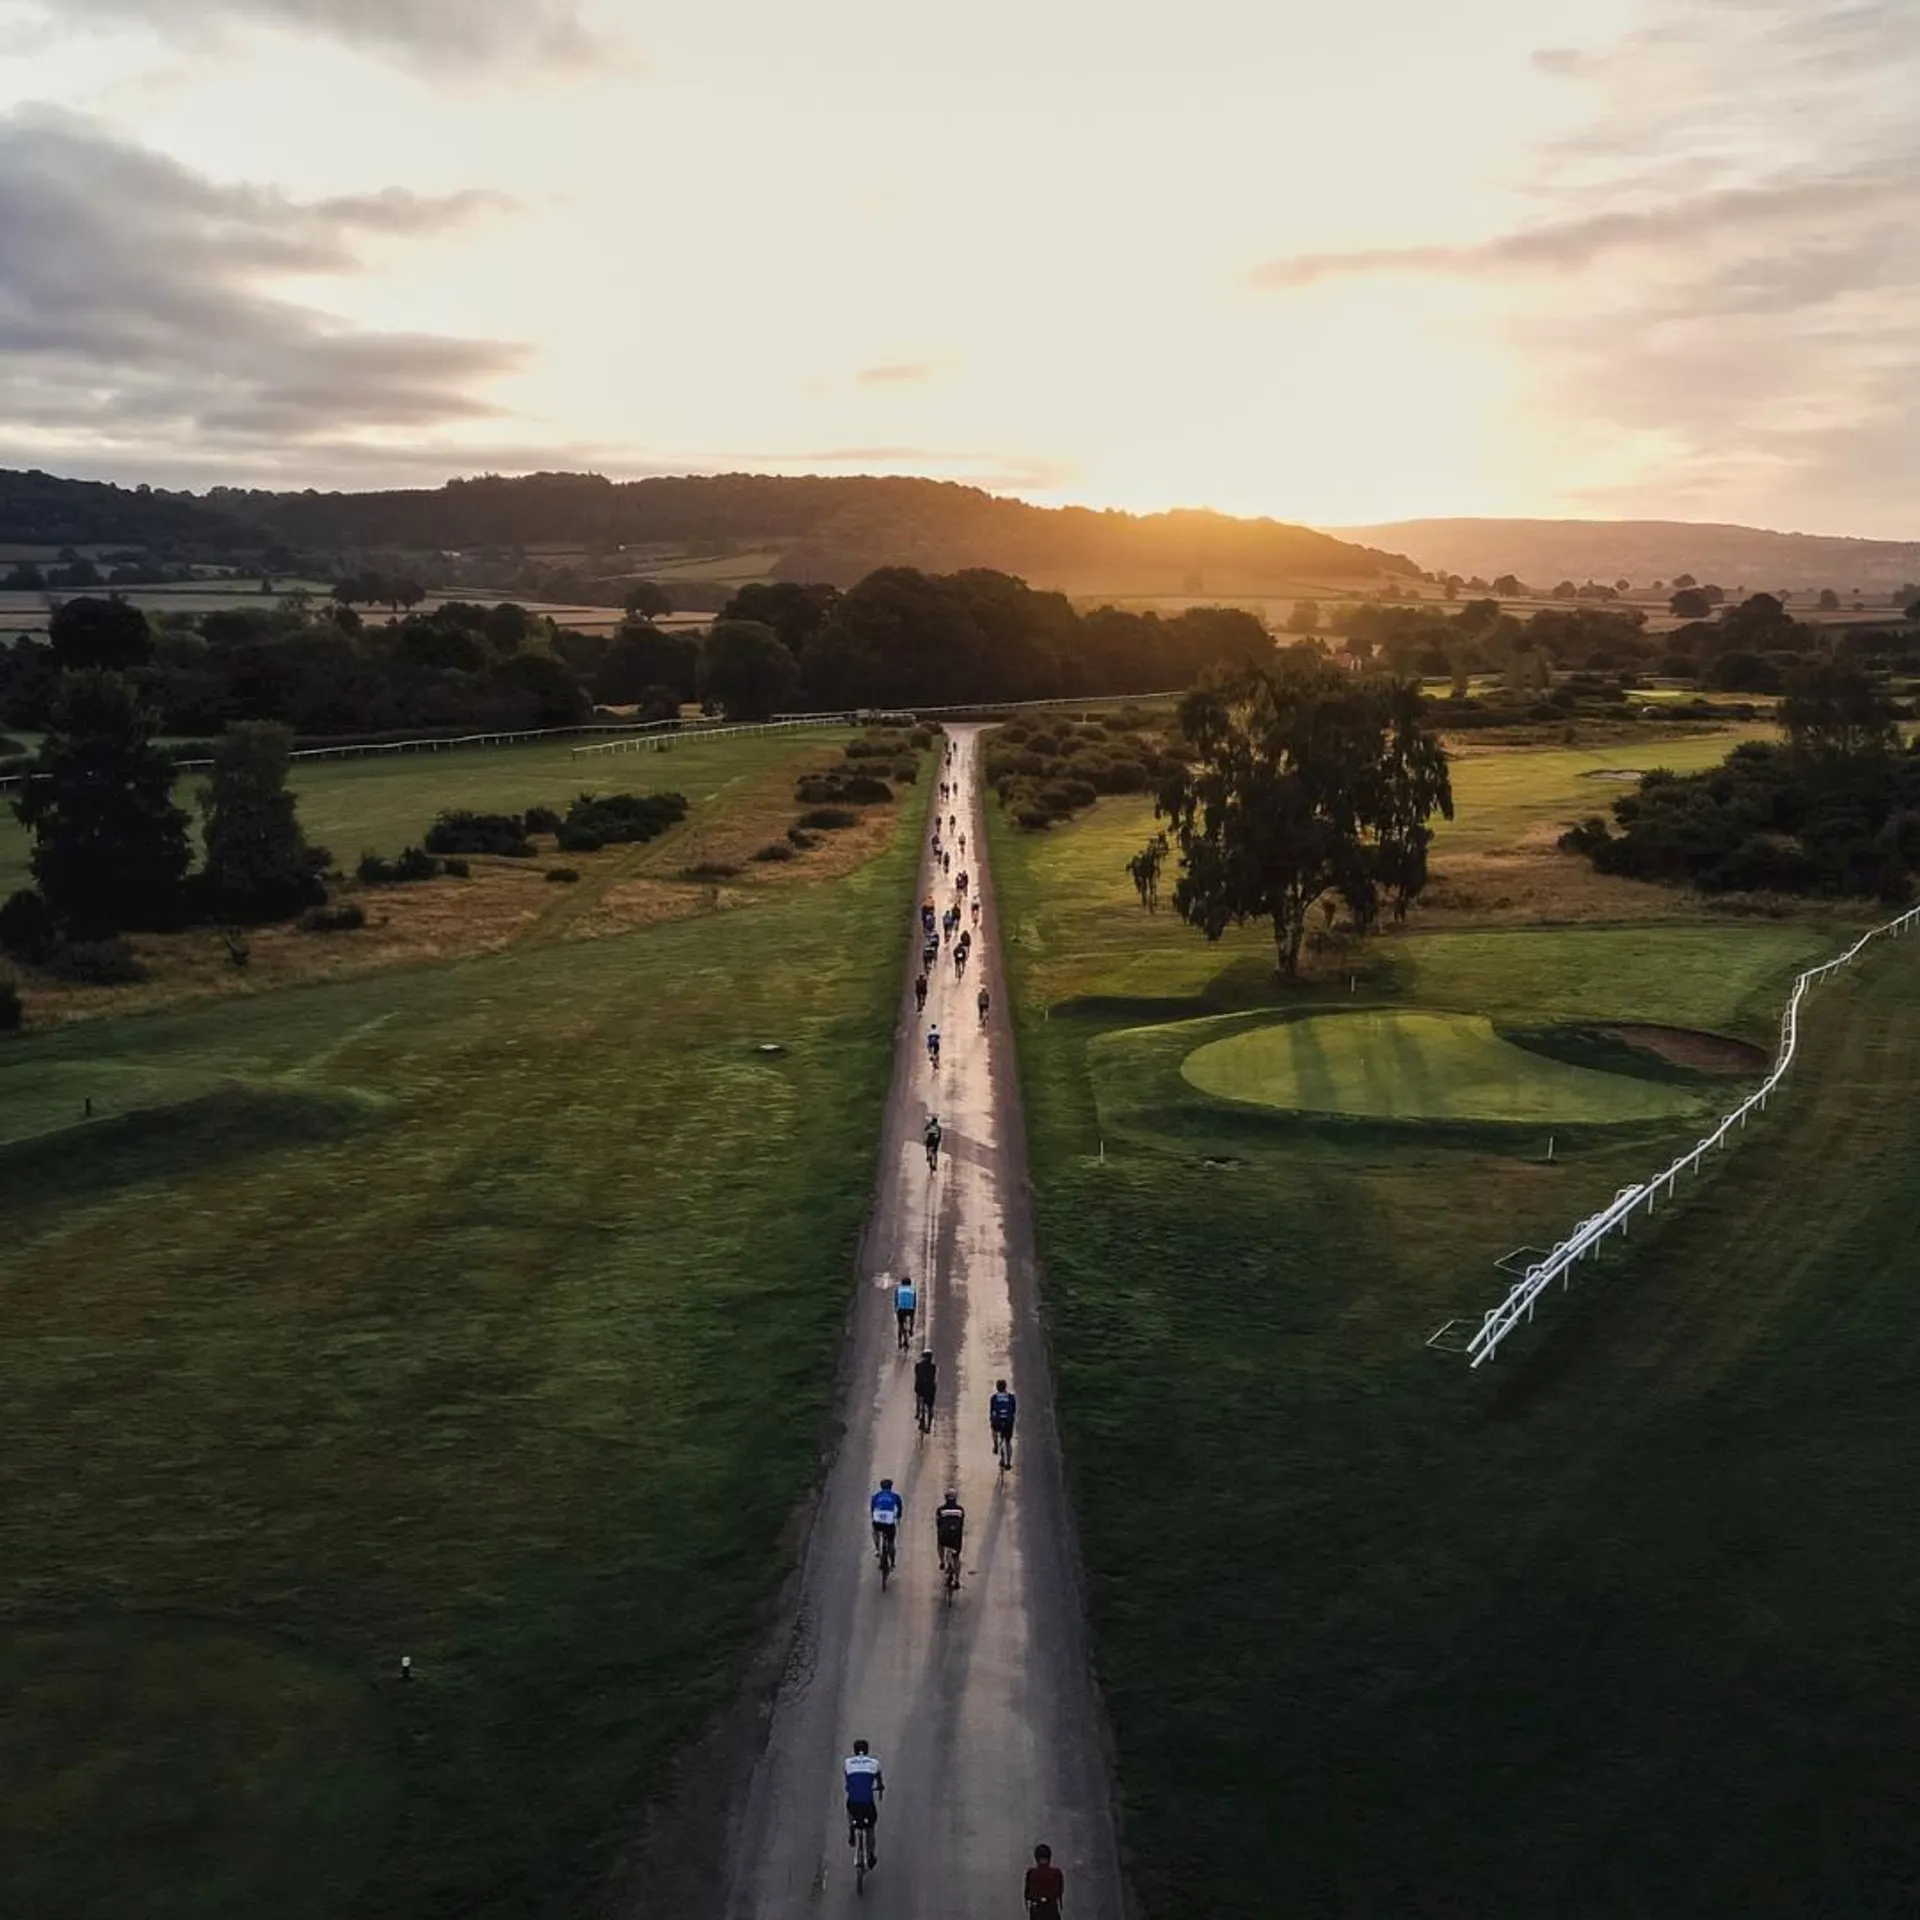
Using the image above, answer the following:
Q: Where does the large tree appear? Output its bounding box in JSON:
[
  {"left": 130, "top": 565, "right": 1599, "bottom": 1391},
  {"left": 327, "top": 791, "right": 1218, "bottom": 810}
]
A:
[
  {"left": 48, "top": 595, "right": 152, "bottom": 673},
  {"left": 1780, "top": 659, "right": 1898, "bottom": 759},
  {"left": 1129, "top": 659, "right": 1453, "bottom": 978},
  {"left": 198, "top": 723, "right": 329, "bottom": 922},
  {"left": 702, "top": 619, "right": 799, "bottom": 720},
  {"left": 17, "top": 670, "right": 191, "bottom": 935}
]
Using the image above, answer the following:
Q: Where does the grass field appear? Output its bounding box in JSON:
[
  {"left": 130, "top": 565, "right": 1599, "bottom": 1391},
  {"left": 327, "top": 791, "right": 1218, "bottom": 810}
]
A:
[
  {"left": 0, "top": 730, "right": 852, "bottom": 902},
  {"left": 0, "top": 739, "right": 920, "bottom": 1920},
  {"left": 992, "top": 762, "right": 1920, "bottom": 1915}
]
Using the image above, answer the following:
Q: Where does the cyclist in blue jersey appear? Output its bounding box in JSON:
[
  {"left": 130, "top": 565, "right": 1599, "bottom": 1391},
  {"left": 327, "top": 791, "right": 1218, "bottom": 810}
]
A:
[
  {"left": 989, "top": 1379, "right": 1017, "bottom": 1467},
  {"left": 870, "top": 1478, "right": 903, "bottom": 1564},
  {"left": 844, "top": 1740, "right": 885, "bottom": 1854},
  {"left": 894, "top": 1274, "right": 918, "bottom": 1346}
]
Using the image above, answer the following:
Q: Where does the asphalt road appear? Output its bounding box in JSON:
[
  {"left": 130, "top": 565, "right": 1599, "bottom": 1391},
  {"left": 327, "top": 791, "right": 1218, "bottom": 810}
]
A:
[{"left": 720, "top": 726, "right": 1126, "bottom": 1918}]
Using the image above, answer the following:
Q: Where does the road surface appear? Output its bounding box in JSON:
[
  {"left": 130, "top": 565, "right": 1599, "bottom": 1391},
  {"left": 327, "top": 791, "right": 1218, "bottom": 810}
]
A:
[{"left": 721, "top": 726, "right": 1127, "bottom": 1917}]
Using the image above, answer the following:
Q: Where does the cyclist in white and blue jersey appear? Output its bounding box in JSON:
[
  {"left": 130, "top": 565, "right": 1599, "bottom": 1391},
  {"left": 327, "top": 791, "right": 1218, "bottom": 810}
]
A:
[
  {"left": 894, "top": 1275, "right": 917, "bottom": 1343},
  {"left": 870, "top": 1479, "right": 903, "bottom": 1559},
  {"left": 988, "top": 1380, "right": 1017, "bottom": 1448},
  {"left": 844, "top": 1740, "right": 885, "bottom": 1852}
]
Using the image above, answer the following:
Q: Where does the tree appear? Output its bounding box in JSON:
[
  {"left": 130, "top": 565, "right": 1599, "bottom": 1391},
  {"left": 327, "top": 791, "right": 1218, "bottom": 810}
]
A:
[
  {"left": 48, "top": 595, "right": 152, "bottom": 673},
  {"left": 1491, "top": 575, "right": 1521, "bottom": 597},
  {"left": 718, "top": 581, "right": 840, "bottom": 659},
  {"left": 594, "top": 618, "right": 699, "bottom": 706},
  {"left": 1673, "top": 573, "right": 1698, "bottom": 589},
  {"left": 1128, "top": 659, "right": 1453, "bottom": 979},
  {"left": 1551, "top": 580, "right": 1577, "bottom": 600},
  {"left": 702, "top": 619, "right": 799, "bottom": 720},
  {"left": 16, "top": 671, "right": 190, "bottom": 936},
  {"left": 1669, "top": 587, "right": 1713, "bottom": 619},
  {"left": 1286, "top": 599, "right": 1322, "bottom": 634},
  {"left": 1817, "top": 588, "right": 1841, "bottom": 611},
  {"left": 1780, "top": 659, "right": 1897, "bottom": 759},
  {"left": 198, "top": 723, "right": 328, "bottom": 921},
  {"left": 624, "top": 579, "right": 673, "bottom": 620}
]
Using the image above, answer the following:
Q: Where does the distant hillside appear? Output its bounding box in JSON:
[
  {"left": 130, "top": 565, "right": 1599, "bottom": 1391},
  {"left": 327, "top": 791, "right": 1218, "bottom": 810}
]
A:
[
  {"left": 0, "top": 467, "right": 266, "bottom": 551},
  {"left": 212, "top": 472, "right": 1415, "bottom": 587},
  {"left": 1329, "top": 517, "right": 1920, "bottom": 595}
]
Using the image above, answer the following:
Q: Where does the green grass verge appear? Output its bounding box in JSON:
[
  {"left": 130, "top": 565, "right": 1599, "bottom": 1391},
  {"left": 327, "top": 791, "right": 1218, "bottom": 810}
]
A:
[
  {"left": 0, "top": 729, "right": 851, "bottom": 897},
  {"left": 994, "top": 788, "right": 1920, "bottom": 1916},
  {"left": 0, "top": 777, "right": 916, "bottom": 1920}
]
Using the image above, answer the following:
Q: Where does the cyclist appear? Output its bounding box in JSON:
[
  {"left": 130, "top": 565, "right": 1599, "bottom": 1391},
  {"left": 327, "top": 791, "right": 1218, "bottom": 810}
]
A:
[
  {"left": 844, "top": 1740, "right": 884, "bottom": 1858},
  {"left": 913, "top": 1349, "right": 937, "bottom": 1429},
  {"left": 913, "top": 972, "right": 928, "bottom": 1012},
  {"left": 954, "top": 942, "right": 967, "bottom": 980},
  {"left": 870, "top": 1478, "right": 902, "bottom": 1566},
  {"left": 949, "top": 813, "right": 957, "bottom": 832},
  {"left": 957, "top": 869, "right": 969, "bottom": 895},
  {"left": 923, "top": 1114, "right": 942, "bottom": 1172},
  {"left": 942, "top": 851, "right": 951, "bottom": 875},
  {"left": 894, "top": 1273, "right": 917, "bottom": 1344},
  {"left": 989, "top": 1378, "right": 1017, "bottom": 1464},
  {"left": 971, "top": 897, "right": 981, "bottom": 927},
  {"left": 1025, "top": 1844, "right": 1066, "bottom": 1918},
  {"left": 926, "top": 1024, "right": 940, "bottom": 1069},
  {"left": 977, "top": 984, "right": 990, "bottom": 1023},
  {"left": 959, "top": 832, "right": 966, "bottom": 855},
  {"left": 922, "top": 935, "right": 938, "bottom": 973},
  {"left": 934, "top": 1488, "right": 966, "bottom": 1580}
]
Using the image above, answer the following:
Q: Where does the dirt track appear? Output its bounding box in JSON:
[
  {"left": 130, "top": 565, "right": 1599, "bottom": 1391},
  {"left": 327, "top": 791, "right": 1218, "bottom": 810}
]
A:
[{"left": 718, "top": 725, "right": 1127, "bottom": 1917}]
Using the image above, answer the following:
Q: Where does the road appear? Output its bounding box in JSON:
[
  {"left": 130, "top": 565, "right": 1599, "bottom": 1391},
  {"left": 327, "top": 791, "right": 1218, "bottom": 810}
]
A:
[{"left": 721, "top": 725, "right": 1127, "bottom": 1918}]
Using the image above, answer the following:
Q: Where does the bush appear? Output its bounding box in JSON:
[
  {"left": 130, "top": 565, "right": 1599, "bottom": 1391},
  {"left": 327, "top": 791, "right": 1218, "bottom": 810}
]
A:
[
  {"left": 908, "top": 726, "right": 933, "bottom": 749},
  {"left": 794, "top": 806, "right": 858, "bottom": 831},
  {"left": 0, "top": 973, "right": 20, "bottom": 1032},
  {"left": 358, "top": 846, "right": 442, "bottom": 886},
  {"left": 0, "top": 888, "right": 57, "bottom": 965},
  {"left": 891, "top": 760, "right": 919, "bottom": 784},
  {"left": 523, "top": 805, "right": 564, "bottom": 835},
  {"left": 844, "top": 733, "right": 909, "bottom": 760},
  {"left": 562, "top": 790, "right": 688, "bottom": 848},
  {"left": 299, "top": 902, "right": 367, "bottom": 933},
  {"left": 752, "top": 842, "right": 796, "bottom": 863},
  {"left": 795, "top": 770, "right": 892, "bottom": 805},
  {"left": 425, "top": 810, "right": 535, "bottom": 858},
  {"left": 47, "top": 937, "right": 149, "bottom": 985},
  {"left": 441, "top": 857, "right": 471, "bottom": 879},
  {"left": 786, "top": 826, "right": 819, "bottom": 848},
  {"left": 545, "top": 867, "right": 580, "bottom": 884},
  {"left": 1013, "top": 804, "right": 1054, "bottom": 830}
]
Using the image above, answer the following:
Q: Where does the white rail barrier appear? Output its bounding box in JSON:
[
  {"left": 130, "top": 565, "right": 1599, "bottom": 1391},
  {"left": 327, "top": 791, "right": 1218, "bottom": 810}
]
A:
[{"left": 1460, "top": 900, "right": 1920, "bottom": 1367}]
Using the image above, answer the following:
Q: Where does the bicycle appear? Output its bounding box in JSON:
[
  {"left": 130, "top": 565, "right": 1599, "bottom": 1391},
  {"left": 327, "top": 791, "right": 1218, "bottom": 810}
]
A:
[
  {"left": 875, "top": 1527, "right": 896, "bottom": 1590},
  {"left": 925, "top": 1130, "right": 941, "bottom": 1173},
  {"left": 896, "top": 1307, "right": 915, "bottom": 1351},
  {"left": 994, "top": 1426, "right": 1015, "bottom": 1471},
  {"left": 915, "top": 1389, "right": 934, "bottom": 1435},
  {"left": 939, "top": 1543, "right": 961, "bottom": 1605},
  {"left": 854, "top": 1815, "right": 877, "bottom": 1892}
]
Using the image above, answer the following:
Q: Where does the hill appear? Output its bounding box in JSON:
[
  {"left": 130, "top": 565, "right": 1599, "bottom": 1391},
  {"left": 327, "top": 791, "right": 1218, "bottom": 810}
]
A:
[
  {"left": 0, "top": 468, "right": 268, "bottom": 552},
  {"left": 0, "top": 467, "right": 1411, "bottom": 589},
  {"left": 1328, "top": 517, "right": 1920, "bottom": 596}
]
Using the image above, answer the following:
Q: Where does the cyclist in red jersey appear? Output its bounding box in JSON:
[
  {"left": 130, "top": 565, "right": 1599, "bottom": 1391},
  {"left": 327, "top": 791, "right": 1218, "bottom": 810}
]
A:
[{"left": 1024, "top": 1843, "right": 1065, "bottom": 1917}]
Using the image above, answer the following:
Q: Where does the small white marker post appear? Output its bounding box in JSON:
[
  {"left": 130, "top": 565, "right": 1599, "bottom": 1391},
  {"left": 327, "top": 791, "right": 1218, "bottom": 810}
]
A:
[
  {"left": 401, "top": 1655, "right": 412, "bottom": 1683},
  {"left": 1546, "top": 1136, "right": 1555, "bottom": 1162}
]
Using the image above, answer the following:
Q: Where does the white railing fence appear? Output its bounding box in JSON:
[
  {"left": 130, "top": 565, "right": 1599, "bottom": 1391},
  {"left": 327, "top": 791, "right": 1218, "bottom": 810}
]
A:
[{"left": 1448, "top": 900, "right": 1920, "bottom": 1367}]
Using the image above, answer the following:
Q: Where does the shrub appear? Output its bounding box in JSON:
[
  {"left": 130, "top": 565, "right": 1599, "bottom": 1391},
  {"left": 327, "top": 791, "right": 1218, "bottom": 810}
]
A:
[
  {"left": 891, "top": 760, "right": 919, "bottom": 784},
  {"left": 1013, "top": 804, "right": 1054, "bottom": 830},
  {"left": 47, "top": 937, "right": 149, "bottom": 985},
  {"left": 358, "top": 846, "right": 441, "bottom": 886},
  {"left": 562, "top": 790, "right": 688, "bottom": 847},
  {"left": 0, "top": 734, "right": 26, "bottom": 758},
  {"left": 523, "top": 805, "right": 564, "bottom": 835},
  {"left": 425, "top": 810, "right": 535, "bottom": 858},
  {"left": 0, "top": 888, "right": 57, "bottom": 965},
  {"left": 795, "top": 770, "right": 892, "bottom": 805},
  {"left": 786, "top": 826, "right": 819, "bottom": 848},
  {"left": 908, "top": 726, "right": 933, "bottom": 749},
  {"left": 441, "top": 857, "right": 471, "bottom": 879},
  {"left": 299, "top": 902, "right": 367, "bottom": 933},
  {"left": 752, "top": 842, "right": 796, "bottom": 863},
  {"left": 795, "top": 806, "right": 858, "bottom": 831},
  {"left": 844, "top": 733, "right": 909, "bottom": 760},
  {"left": 545, "top": 867, "right": 580, "bottom": 884},
  {"left": 998, "top": 723, "right": 1030, "bottom": 744},
  {"left": 555, "top": 825, "right": 604, "bottom": 853},
  {"left": 0, "top": 973, "right": 20, "bottom": 1032}
]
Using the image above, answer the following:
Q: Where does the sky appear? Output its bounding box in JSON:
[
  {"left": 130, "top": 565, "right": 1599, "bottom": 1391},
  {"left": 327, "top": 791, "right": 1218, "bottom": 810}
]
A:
[{"left": 0, "top": 0, "right": 1913, "bottom": 537}]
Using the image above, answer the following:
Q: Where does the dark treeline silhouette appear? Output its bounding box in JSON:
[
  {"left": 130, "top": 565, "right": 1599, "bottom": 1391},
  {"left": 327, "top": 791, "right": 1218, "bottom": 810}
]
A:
[{"left": 0, "top": 572, "right": 1284, "bottom": 744}]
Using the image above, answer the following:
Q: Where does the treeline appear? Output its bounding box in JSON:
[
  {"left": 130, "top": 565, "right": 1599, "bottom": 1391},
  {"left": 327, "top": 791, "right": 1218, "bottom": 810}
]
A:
[{"left": 1563, "top": 663, "right": 1920, "bottom": 899}]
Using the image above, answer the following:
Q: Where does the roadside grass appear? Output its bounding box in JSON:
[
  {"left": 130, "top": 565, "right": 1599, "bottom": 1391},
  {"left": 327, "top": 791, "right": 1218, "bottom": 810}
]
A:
[
  {"left": 0, "top": 783, "right": 920, "bottom": 1920},
  {"left": 992, "top": 773, "right": 1920, "bottom": 1917}
]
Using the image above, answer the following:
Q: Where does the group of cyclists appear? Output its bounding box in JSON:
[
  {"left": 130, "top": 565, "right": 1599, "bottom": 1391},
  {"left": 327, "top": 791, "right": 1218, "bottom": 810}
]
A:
[{"left": 840, "top": 743, "right": 1067, "bottom": 1915}]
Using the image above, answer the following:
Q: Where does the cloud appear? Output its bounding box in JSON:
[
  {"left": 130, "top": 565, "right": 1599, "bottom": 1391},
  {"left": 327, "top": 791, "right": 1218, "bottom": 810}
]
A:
[
  {"left": 1250, "top": 0, "right": 1920, "bottom": 535},
  {"left": 854, "top": 362, "right": 938, "bottom": 386},
  {"left": 7, "top": 0, "right": 611, "bottom": 72},
  {"left": 0, "top": 111, "right": 524, "bottom": 459}
]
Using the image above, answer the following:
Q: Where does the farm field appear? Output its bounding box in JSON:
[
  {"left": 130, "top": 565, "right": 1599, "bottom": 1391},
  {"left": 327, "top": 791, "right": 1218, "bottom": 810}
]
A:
[
  {"left": 991, "top": 746, "right": 1920, "bottom": 1916},
  {"left": 0, "top": 735, "right": 923, "bottom": 1919}
]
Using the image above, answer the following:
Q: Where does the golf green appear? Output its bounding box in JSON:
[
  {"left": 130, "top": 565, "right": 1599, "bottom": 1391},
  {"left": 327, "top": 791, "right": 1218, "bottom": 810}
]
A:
[{"left": 1180, "top": 1009, "right": 1708, "bottom": 1124}]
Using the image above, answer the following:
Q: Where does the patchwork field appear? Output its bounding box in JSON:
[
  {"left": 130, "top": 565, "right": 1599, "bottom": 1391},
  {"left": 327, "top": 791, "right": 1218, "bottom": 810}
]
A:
[
  {"left": 0, "top": 733, "right": 921, "bottom": 1919},
  {"left": 991, "top": 750, "right": 1920, "bottom": 1915}
]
